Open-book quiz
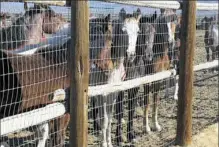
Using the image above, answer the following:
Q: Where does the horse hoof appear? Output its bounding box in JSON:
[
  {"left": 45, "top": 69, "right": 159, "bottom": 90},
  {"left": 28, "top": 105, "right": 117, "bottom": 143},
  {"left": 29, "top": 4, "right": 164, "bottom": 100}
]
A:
[
  {"left": 121, "top": 118, "right": 126, "bottom": 124},
  {"left": 127, "top": 132, "right": 136, "bottom": 143},
  {"left": 164, "top": 94, "right": 168, "bottom": 99},
  {"left": 143, "top": 126, "right": 151, "bottom": 134},
  {"left": 174, "top": 95, "right": 178, "bottom": 100},
  {"left": 151, "top": 124, "right": 162, "bottom": 132},
  {"left": 108, "top": 143, "right": 113, "bottom": 147},
  {"left": 101, "top": 142, "right": 107, "bottom": 147}
]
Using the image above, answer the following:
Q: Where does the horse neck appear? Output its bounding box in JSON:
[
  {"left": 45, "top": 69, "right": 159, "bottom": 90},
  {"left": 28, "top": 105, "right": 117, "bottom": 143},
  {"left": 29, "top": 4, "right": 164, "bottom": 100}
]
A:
[{"left": 153, "top": 39, "right": 169, "bottom": 59}]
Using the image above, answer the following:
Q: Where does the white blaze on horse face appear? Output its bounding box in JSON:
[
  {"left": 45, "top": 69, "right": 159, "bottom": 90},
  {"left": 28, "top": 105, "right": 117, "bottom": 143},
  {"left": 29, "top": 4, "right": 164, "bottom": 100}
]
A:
[
  {"left": 122, "top": 19, "right": 139, "bottom": 57},
  {"left": 167, "top": 22, "right": 174, "bottom": 42}
]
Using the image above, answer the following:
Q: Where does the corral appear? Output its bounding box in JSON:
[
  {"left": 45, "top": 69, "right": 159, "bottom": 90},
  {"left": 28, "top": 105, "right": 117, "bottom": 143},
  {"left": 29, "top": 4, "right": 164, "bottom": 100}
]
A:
[{"left": 0, "top": 1, "right": 218, "bottom": 147}]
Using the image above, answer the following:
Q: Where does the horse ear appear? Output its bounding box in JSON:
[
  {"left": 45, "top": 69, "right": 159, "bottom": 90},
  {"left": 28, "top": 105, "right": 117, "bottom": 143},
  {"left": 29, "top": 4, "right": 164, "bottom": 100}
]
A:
[
  {"left": 136, "top": 8, "right": 141, "bottom": 15},
  {"left": 119, "top": 8, "right": 126, "bottom": 21},
  {"left": 105, "top": 14, "right": 111, "bottom": 22},
  {"left": 160, "top": 8, "right": 165, "bottom": 15},
  {"left": 136, "top": 13, "right": 142, "bottom": 22},
  {"left": 172, "top": 14, "right": 178, "bottom": 22},
  {"left": 134, "top": 8, "right": 142, "bottom": 22},
  {"left": 24, "top": 2, "right": 28, "bottom": 11}
]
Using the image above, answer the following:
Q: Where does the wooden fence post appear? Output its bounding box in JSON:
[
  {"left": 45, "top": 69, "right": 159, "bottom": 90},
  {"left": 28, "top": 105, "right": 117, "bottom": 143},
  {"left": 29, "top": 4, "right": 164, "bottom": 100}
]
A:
[
  {"left": 176, "top": 0, "right": 196, "bottom": 146},
  {"left": 69, "top": 1, "right": 89, "bottom": 147}
]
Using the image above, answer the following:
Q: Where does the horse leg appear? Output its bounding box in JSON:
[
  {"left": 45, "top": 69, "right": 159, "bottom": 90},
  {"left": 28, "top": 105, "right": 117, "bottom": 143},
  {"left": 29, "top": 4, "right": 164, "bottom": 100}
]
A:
[
  {"left": 143, "top": 84, "right": 151, "bottom": 134},
  {"left": 164, "top": 77, "right": 170, "bottom": 99},
  {"left": 216, "top": 46, "right": 219, "bottom": 59},
  {"left": 211, "top": 46, "right": 217, "bottom": 73},
  {"left": 212, "top": 46, "right": 216, "bottom": 61},
  {"left": 151, "top": 91, "right": 162, "bottom": 132},
  {"left": 92, "top": 97, "right": 101, "bottom": 134},
  {"left": 205, "top": 46, "right": 210, "bottom": 62},
  {"left": 173, "top": 75, "right": 179, "bottom": 100},
  {"left": 107, "top": 98, "right": 116, "bottom": 147},
  {"left": 107, "top": 115, "right": 113, "bottom": 147},
  {"left": 49, "top": 113, "right": 70, "bottom": 147},
  {"left": 127, "top": 88, "right": 138, "bottom": 142},
  {"left": 116, "top": 92, "right": 124, "bottom": 146},
  {"left": 37, "top": 123, "right": 49, "bottom": 147},
  {"left": 101, "top": 102, "right": 108, "bottom": 147}
]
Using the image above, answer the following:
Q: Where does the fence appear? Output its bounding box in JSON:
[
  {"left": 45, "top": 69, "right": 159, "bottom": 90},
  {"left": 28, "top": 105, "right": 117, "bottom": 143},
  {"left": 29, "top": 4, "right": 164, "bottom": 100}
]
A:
[{"left": 0, "top": 0, "right": 218, "bottom": 147}]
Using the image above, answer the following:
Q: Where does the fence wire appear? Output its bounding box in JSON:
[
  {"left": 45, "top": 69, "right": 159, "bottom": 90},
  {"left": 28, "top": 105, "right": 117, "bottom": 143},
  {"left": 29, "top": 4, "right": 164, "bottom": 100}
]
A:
[
  {"left": 1, "top": 1, "right": 218, "bottom": 147},
  {"left": 1, "top": 1, "right": 70, "bottom": 147}
]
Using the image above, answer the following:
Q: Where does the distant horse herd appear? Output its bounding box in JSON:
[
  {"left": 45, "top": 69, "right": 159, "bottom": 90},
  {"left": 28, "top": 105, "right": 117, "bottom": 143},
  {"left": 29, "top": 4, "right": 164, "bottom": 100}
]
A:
[{"left": 0, "top": 3, "right": 218, "bottom": 147}]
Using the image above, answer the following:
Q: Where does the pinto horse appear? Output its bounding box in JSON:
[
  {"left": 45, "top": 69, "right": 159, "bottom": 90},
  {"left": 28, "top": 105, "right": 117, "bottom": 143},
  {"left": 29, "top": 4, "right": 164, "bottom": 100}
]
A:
[
  {"left": 115, "top": 9, "right": 157, "bottom": 145},
  {"left": 141, "top": 11, "right": 178, "bottom": 135},
  {"left": 91, "top": 8, "right": 142, "bottom": 146}
]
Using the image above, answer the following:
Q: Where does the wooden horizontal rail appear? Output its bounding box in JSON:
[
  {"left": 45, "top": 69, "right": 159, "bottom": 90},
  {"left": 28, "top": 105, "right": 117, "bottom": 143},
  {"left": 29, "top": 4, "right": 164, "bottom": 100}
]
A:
[
  {"left": 194, "top": 60, "right": 218, "bottom": 72},
  {"left": 88, "top": 69, "right": 177, "bottom": 96},
  {"left": 1, "top": 103, "right": 66, "bottom": 136}
]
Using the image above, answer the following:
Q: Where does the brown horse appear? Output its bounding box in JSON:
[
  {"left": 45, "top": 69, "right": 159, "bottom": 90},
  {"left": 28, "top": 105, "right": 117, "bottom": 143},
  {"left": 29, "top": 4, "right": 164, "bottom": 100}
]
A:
[
  {"left": 0, "top": 5, "right": 69, "bottom": 147},
  {"left": 142, "top": 9, "right": 178, "bottom": 134},
  {"left": 0, "top": 13, "right": 114, "bottom": 147},
  {"left": 42, "top": 8, "right": 68, "bottom": 34}
]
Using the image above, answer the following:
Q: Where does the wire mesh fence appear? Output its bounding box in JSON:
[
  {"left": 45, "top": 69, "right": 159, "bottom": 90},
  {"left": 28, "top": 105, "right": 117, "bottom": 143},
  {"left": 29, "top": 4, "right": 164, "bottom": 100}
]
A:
[{"left": 0, "top": 1, "right": 218, "bottom": 147}]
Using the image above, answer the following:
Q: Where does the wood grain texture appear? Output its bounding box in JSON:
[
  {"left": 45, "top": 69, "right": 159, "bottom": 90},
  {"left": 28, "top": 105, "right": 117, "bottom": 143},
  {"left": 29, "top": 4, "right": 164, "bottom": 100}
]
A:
[
  {"left": 176, "top": 1, "right": 197, "bottom": 146},
  {"left": 69, "top": 1, "right": 89, "bottom": 147}
]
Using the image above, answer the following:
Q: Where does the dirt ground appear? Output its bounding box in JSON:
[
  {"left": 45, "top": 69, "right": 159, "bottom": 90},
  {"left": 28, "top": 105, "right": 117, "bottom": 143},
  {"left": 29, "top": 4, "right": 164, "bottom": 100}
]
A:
[{"left": 190, "top": 124, "right": 218, "bottom": 147}]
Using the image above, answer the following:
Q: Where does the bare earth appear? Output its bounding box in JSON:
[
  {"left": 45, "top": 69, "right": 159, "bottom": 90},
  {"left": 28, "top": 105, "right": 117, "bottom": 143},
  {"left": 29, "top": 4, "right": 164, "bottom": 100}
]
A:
[{"left": 190, "top": 123, "right": 218, "bottom": 147}]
